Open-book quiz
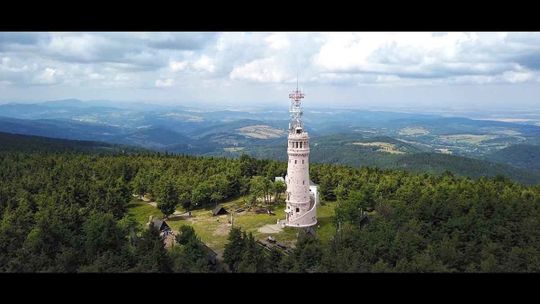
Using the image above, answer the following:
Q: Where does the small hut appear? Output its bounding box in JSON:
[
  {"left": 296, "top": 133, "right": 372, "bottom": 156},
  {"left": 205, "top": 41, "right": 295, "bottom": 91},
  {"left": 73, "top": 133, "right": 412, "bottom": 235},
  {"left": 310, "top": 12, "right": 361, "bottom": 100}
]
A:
[
  {"left": 148, "top": 216, "right": 172, "bottom": 235},
  {"left": 212, "top": 205, "right": 228, "bottom": 216}
]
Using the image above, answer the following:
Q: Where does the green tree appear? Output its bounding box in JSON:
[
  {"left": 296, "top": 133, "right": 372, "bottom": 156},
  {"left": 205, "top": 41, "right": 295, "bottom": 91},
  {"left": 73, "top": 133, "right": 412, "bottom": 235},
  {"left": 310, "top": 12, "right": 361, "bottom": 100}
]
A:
[
  {"left": 223, "top": 227, "right": 245, "bottom": 272},
  {"left": 157, "top": 179, "right": 179, "bottom": 217},
  {"left": 267, "top": 248, "right": 284, "bottom": 273},
  {"left": 237, "top": 232, "right": 267, "bottom": 273},
  {"left": 289, "top": 231, "right": 323, "bottom": 272},
  {"left": 191, "top": 182, "right": 211, "bottom": 208},
  {"left": 131, "top": 170, "right": 149, "bottom": 199},
  {"left": 250, "top": 176, "right": 272, "bottom": 204},
  {"left": 171, "top": 225, "right": 213, "bottom": 272},
  {"left": 82, "top": 212, "right": 125, "bottom": 258},
  {"left": 273, "top": 180, "right": 286, "bottom": 203},
  {"left": 132, "top": 225, "right": 172, "bottom": 272}
]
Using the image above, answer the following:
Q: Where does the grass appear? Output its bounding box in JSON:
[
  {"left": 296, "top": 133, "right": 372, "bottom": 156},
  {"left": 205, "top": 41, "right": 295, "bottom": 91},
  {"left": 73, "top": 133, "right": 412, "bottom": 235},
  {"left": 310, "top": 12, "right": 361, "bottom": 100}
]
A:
[
  {"left": 439, "top": 134, "right": 498, "bottom": 145},
  {"left": 399, "top": 127, "right": 430, "bottom": 136},
  {"left": 126, "top": 200, "right": 164, "bottom": 226},
  {"left": 223, "top": 147, "right": 245, "bottom": 152},
  {"left": 351, "top": 142, "right": 405, "bottom": 154},
  {"left": 236, "top": 125, "right": 286, "bottom": 139},
  {"left": 316, "top": 202, "right": 337, "bottom": 242},
  {"left": 127, "top": 195, "right": 338, "bottom": 255}
]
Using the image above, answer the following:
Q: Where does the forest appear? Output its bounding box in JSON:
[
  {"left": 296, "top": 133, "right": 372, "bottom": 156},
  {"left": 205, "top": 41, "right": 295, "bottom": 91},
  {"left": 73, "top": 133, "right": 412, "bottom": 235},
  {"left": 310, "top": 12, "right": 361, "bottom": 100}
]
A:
[{"left": 1, "top": 138, "right": 540, "bottom": 272}]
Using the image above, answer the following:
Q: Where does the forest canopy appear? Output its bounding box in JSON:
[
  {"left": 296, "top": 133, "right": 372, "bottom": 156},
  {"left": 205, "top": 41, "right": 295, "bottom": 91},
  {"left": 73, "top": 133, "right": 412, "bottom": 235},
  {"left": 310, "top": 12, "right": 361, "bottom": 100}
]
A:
[{"left": 1, "top": 143, "right": 539, "bottom": 272}]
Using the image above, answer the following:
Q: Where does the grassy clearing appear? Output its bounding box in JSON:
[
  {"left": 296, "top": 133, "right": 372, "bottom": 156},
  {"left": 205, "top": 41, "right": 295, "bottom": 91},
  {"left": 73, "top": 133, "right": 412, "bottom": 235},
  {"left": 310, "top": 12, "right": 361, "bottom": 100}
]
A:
[
  {"left": 126, "top": 200, "right": 164, "bottom": 225},
  {"left": 399, "top": 127, "right": 430, "bottom": 136},
  {"left": 434, "top": 148, "right": 453, "bottom": 154},
  {"left": 439, "top": 134, "right": 498, "bottom": 145},
  {"left": 236, "top": 125, "right": 286, "bottom": 139},
  {"left": 316, "top": 202, "right": 337, "bottom": 242},
  {"left": 223, "top": 147, "right": 245, "bottom": 152},
  {"left": 351, "top": 142, "right": 405, "bottom": 154},
  {"left": 127, "top": 195, "right": 338, "bottom": 255}
]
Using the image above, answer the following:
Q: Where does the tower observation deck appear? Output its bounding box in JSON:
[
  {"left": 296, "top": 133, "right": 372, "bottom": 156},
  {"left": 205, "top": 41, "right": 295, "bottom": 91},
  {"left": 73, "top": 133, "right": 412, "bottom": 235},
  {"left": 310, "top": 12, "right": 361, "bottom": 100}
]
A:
[{"left": 282, "top": 84, "right": 317, "bottom": 228}]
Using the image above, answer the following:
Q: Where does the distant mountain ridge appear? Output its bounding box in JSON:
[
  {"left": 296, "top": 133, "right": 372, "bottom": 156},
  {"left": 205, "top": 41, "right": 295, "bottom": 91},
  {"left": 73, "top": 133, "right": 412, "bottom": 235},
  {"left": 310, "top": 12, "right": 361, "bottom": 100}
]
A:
[
  {"left": 1, "top": 100, "right": 540, "bottom": 184},
  {"left": 0, "top": 116, "right": 128, "bottom": 142}
]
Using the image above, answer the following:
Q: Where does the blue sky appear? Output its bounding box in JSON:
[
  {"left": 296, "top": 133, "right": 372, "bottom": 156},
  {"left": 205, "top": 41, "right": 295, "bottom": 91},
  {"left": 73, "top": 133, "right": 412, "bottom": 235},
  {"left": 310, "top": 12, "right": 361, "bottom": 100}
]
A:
[{"left": 1, "top": 32, "right": 539, "bottom": 110}]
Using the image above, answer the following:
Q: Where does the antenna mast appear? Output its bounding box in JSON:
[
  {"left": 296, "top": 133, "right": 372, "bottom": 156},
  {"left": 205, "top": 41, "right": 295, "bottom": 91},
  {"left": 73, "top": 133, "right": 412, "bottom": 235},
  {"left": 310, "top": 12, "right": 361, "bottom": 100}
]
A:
[{"left": 288, "top": 74, "right": 305, "bottom": 133}]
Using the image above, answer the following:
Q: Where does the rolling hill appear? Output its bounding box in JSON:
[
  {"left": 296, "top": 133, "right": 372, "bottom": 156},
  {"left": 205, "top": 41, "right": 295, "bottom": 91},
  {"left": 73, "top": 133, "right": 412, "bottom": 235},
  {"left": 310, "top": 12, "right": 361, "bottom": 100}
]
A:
[
  {"left": 1, "top": 100, "right": 540, "bottom": 184},
  {"left": 486, "top": 144, "right": 540, "bottom": 171},
  {"left": 206, "top": 133, "right": 540, "bottom": 185},
  {"left": 0, "top": 131, "right": 143, "bottom": 154},
  {"left": 1, "top": 131, "right": 539, "bottom": 184}
]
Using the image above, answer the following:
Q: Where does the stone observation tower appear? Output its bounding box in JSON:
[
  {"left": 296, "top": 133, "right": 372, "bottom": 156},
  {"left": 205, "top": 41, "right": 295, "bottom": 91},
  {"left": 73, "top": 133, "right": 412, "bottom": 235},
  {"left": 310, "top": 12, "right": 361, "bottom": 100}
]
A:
[{"left": 281, "top": 81, "right": 318, "bottom": 228}]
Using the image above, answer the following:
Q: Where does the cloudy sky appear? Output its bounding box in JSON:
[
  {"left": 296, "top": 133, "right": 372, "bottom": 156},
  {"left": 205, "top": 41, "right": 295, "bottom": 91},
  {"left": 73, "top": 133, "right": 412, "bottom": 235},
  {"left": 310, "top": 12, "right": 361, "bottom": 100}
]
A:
[{"left": 1, "top": 32, "right": 539, "bottom": 110}]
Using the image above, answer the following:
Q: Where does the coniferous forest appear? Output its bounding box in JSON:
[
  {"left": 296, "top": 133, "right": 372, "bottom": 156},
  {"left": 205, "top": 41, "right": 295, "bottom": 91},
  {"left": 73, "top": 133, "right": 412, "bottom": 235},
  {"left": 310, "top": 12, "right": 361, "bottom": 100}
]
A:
[{"left": 1, "top": 138, "right": 540, "bottom": 272}]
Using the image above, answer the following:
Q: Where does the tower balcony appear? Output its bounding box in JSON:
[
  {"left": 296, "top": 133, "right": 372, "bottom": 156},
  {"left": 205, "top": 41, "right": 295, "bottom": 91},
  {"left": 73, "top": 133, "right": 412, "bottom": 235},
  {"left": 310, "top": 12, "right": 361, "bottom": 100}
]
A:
[
  {"left": 288, "top": 132, "right": 309, "bottom": 140},
  {"left": 287, "top": 148, "right": 309, "bottom": 154}
]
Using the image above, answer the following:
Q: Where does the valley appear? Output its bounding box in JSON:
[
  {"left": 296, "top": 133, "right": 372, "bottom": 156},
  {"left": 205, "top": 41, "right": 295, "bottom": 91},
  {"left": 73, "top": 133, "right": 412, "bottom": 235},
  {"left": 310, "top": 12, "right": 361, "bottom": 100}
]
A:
[{"left": 1, "top": 99, "right": 540, "bottom": 184}]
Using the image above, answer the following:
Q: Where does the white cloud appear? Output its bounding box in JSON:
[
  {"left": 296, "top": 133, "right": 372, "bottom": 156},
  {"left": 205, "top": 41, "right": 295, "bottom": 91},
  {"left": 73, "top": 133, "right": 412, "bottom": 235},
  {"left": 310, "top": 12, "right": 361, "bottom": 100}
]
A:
[
  {"left": 88, "top": 72, "right": 105, "bottom": 80},
  {"left": 192, "top": 55, "right": 215, "bottom": 73},
  {"left": 311, "top": 32, "right": 540, "bottom": 84},
  {"left": 1, "top": 57, "right": 30, "bottom": 72},
  {"left": 230, "top": 57, "right": 291, "bottom": 83},
  {"left": 265, "top": 33, "right": 290, "bottom": 50},
  {"left": 34, "top": 67, "right": 60, "bottom": 84},
  {"left": 2, "top": 32, "right": 540, "bottom": 107},
  {"left": 155, "top": 78, "right": 174, "bottom": 87},
  {"left": 170, "top": 60, "right": 188, "bottom": 72},
  {"left": 45, "top": 33, "right": 109, "bottom": 62},
  {"left": 114, "top": 74, "right": 130, "bottom": 81},
  {"left": 501, "top": 70, "right": 534, "bottom": 83}
]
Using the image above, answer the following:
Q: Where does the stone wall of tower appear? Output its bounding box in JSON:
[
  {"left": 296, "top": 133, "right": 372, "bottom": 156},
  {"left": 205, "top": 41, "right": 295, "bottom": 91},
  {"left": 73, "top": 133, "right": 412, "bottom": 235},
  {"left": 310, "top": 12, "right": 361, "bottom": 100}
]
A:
[
  {"left": 285, "top": 131, "right": 317, "bottom": 227},
  {"left": 286, "top": 133, "right": 310, "bottom": 204}
]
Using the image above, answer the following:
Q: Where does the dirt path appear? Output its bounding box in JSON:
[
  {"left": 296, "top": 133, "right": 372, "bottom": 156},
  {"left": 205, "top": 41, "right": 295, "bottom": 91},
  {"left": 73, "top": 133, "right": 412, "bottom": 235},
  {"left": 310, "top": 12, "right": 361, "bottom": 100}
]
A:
[{"left": 258, "top": 223, "right": 284, "bottom": 234}]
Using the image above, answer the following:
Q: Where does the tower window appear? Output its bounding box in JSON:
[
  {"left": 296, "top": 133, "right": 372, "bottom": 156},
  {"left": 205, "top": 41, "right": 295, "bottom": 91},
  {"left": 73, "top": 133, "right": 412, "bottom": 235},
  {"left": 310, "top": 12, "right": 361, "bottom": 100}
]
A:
[
  {"left": 302, "top": 160, "right": 304, "bottom": 164},
  {"left": 296, "top": 208, "right": 300, "bottom": 213},
  {"left": 303, "top": 180, "right": 305, "bottom": 185},
  {"left": 294, "top": 160, "right": 297, "bottom": 164},
  {"left": 300, "top": 142, "right": 302, "bottom": 148}
]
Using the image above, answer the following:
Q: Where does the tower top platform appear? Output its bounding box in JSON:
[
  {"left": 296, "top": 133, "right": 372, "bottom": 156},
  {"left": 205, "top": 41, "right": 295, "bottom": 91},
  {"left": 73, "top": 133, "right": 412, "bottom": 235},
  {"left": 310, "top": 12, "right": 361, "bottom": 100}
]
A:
[{"left": 288, "top": 132, "right": 309, "bottom": 139}]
